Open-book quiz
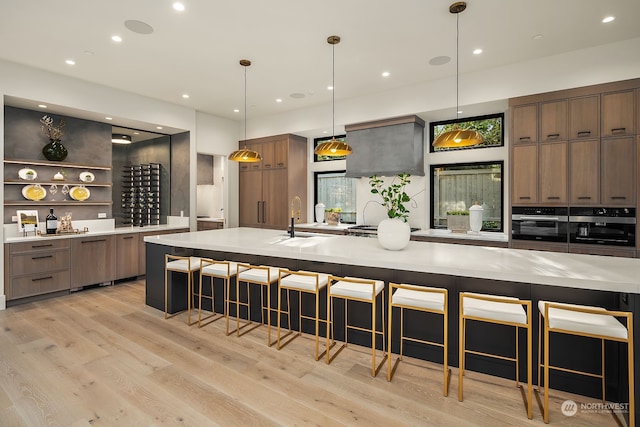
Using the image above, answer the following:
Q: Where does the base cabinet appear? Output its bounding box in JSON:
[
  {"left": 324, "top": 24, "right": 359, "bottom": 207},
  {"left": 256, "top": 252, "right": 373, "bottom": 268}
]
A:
[
  {"left": 115, "top": 233, "right": 139, "bottom": 280},
  {"left": 70, "top": 235, "right": 115, "bottom": 288}
]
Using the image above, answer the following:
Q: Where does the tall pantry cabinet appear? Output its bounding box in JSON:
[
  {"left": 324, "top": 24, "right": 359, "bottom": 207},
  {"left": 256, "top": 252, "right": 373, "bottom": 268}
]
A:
[{"left": 238, "top": 134, "right": 307, "bottom": 230}]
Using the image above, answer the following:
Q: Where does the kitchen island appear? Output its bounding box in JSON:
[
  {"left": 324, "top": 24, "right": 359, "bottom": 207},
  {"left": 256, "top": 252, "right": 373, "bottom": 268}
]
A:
[{"left": 145, "top": 227, "right": 639, "bottom": 423}]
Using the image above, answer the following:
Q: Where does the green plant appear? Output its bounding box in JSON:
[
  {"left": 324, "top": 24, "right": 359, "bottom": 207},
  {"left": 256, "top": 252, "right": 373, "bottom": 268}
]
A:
[
  {"left": 369, "top": 173, "right": 411, "bottom": 222},
  {"left": 446, "top": 210, "right": 469, "bottom": 215}
]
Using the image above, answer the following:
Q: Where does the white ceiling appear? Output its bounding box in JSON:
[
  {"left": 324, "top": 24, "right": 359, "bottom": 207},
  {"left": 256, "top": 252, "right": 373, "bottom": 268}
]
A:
[{"left": 1, "top": 0, "right": 640, "bottom": 124}]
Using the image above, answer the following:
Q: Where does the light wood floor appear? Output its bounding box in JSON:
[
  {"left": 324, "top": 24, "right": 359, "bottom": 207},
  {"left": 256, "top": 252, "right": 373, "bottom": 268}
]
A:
[{"left": 0, "top": 280, "right": 628, "bottom": 426}]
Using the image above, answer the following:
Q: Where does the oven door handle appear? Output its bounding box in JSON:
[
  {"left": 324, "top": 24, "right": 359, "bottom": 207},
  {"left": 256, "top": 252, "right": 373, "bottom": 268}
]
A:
[
  {"left": 570, "top": 215, "right": 636, "bottom": 225},
  {"left": 512, "top": 215, "right": 567, "bottom": 222}
]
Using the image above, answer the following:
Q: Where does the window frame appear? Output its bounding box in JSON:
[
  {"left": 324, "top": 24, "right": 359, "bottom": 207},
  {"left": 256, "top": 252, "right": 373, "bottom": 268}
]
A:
[
  {"left": 313, "top": 169, "right": 357, "bottom": 224},
  {"left": 429, "top": 112, "right": 505, "bottom": 153}
]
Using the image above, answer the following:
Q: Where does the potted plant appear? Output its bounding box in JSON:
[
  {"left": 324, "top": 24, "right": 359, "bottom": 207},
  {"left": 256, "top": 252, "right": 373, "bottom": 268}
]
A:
[
  {"left": 324, "top": 207, "right": 342, "bottom": 226},
  {"left": 369, "top": 173, "right": 412, "bottom": 250},
  {"left": 446, "top": 209, "right": 470, "bottom": 233}
]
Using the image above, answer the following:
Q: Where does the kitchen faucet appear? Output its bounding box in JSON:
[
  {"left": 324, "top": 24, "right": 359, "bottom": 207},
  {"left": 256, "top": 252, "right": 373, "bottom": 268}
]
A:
[{"left": 290, "top": 195, "right": 301, "bottom": 237}]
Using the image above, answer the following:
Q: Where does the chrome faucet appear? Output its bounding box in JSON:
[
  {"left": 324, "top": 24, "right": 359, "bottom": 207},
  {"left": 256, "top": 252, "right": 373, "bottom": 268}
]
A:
[{"left": 290, "top": 195, "right": 301, "bottom": 237}]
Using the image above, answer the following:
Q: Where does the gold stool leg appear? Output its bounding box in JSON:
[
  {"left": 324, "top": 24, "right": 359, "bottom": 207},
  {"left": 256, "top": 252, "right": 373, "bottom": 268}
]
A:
[
  {"left": 459, "top": 316, "right": 465, "bottom": 402},
  {"left": 628, "top": 321, "right": 635, "bottom": 427}
]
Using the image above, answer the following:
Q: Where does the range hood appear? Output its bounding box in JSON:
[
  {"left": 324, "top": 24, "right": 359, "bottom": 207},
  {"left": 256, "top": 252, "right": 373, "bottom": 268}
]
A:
[{"left": 345, "top": 115, "right": 425, "bottom": 178}]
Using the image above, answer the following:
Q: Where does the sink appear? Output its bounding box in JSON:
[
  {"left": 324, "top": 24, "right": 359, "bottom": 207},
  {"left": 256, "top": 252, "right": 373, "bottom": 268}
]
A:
[{"left": 270, "top": 232, "right": 329, "bottom": 247}]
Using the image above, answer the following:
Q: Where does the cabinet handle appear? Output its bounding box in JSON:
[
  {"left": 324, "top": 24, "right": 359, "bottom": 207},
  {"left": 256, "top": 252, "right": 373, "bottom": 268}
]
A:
[
  {"left": 611, "top": 127, "right": 626, "bottom": 135},
  {"left": 264, "top": 164, "right": 272, "bottom": 168},
  {"left": 32, "top": 276, "right": 53, "bottom": 282},
  {"left": 611, "top": 196, "right": 627, "bottom": 200},
  {"left": 81, "top": 239, "right": 107, "bottom": 243},
  {"left": 546, "top": 196, "right": 560, "bottom": 200},
  {"left": 519, "top": 196, "right": 531, "bottom": 200},
  {"left": 251, "top": 164, "right": 260, "bottom": 169},
  {"left": 257, "top": 201, "right": 261, "bottom": 223},
  {"left": 277, "top": 162, "right": 285, "bottom": 167},
  {"left": 31, "top": 255, "right": 53, "bottom": 260},
  {"left": 262, "top": 201, "right": 266, "bottom": 223},
  {"left": 577, "top": 131, "right": 591, "bottom": 137},
  {"left": 577, "top": 196, "right": 592, "bottom": 200},
  {"left": 31, "top": 244, "right": 53, "bottom": 249},
  {"left": 547, "top": 133, "right": 560, "bottom": 139},
  {"left": 518, "top": 137, "right": 531, "bottom": 142},
  {"left": 123, "top": 236, "right": 134, "bottom": 240}
]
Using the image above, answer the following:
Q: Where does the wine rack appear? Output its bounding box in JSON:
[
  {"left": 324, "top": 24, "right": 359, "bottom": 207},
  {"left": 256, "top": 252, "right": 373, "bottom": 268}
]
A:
[{"left": 121, "top": 163, "right": 161, "bottom": 226}]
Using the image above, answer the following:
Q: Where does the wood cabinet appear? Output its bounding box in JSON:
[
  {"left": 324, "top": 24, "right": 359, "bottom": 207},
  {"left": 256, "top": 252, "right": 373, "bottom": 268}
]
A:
[
  {"left": 602, "top": 90, "right": 635, "bottom": 137},
  {"left": 115, "top": 233, "right": 139, "bottom": 280},
  {"left": 239, "top": 134, "right": 307, "bottom": 230},
  {"left": 238, "top": 141, "right": 264, "bottom": 172},
  {"left": 70, "top": 235, "right": 115, "bottom": 288},
  {"left": 511, "top": 144, "right": 538, "bottom": 204},
  {"left": 569, "top": 139, "right": 600, "bottom": 205},
  {"left": 197, "top": 220, "right": 223, "bottom": 231},
  {"left": 539, "top": 141, "right": 567, "bottom": 204},
  {"left": 512, "top": 104, "right": 538, "bottom": 143},
  {"left": 540, "top": 100, "right": 568, "bottom": 142},
  {"left": 601, "top": 137, "right": 636, "bottom": 206},
  {"left": 4, "top": 239, "right": 70, "bottom": 300},
  {"left": 569, "top": 95, "right": 600, "bottom": 140}
]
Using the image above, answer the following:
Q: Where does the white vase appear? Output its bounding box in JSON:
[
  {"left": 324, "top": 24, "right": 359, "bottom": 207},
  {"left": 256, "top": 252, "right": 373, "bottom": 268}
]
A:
[
  {"left": 315, "top": 203, "right": 325, "bottom": 223},
  {"left": 377, "top": 218, "right": 411, "bottom": 250},
  {"left": 469, "top": 203, "right": 484, "bottom": 233}
]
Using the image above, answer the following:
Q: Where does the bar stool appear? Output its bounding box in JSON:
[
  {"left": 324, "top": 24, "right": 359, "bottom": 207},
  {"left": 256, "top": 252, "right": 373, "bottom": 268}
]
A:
[
  {"left": 326, "top": 275, "right": 387, "bottom": 377},
  {"left": 276, "top": 269, "right": 331, "bottom": 360},
  {"left": 387, "top": 283, "right": 449, "bottom": 396},
  {"left": 235, "top": 264, "right": 285, "bottom": 346},
  {"left": 459, "top": 292, "right": 533, "bottom": 419},
  {"left": 538, "top": 301, "right": 634, "bottom": 425},
  {"left": 197, "top": 259, "right": 247, "bottom": 330},
  {"left": 164, "top": 254, "right": 206, "bottom": 326}
]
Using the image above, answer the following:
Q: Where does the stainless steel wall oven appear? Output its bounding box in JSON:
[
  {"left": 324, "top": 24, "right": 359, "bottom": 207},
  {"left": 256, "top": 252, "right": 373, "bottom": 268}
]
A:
[
  {"left": 511, "top": 207, "right": 568, "bottom": 242},
  {"left": 569, "top": 207, "right": 636, "bottom": 246}
]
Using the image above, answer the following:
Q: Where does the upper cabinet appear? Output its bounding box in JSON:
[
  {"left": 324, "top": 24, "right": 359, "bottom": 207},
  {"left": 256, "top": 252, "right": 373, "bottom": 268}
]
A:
[
  {"left": 569, "top": 95, "right": 600, "bottom": 140},
  {"left": 540, "top": 100, "right": 568, "bottom": 142},
  {"left": 601, "top": 136, "right": 636, "bottom": 206},
  {"left": 602, "top": 90, "right": 636, "bottom": 137},
  {"left": 512, "top": 104, "right": 538, "bottom": 143}
]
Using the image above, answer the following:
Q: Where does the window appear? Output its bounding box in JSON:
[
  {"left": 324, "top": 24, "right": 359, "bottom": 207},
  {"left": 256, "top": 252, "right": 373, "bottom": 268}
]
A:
[
  {"left": 313, "top": 134, "right": 347, "bottom": 162},
  {"left": 430, "top": 162, "right": 503, "bottom": 231},
  {"left": 314, "top": 171, "right": 357, "bottom": 224},
  {"left": 429, "top": 113, "right": 504, "bottom": 152}
]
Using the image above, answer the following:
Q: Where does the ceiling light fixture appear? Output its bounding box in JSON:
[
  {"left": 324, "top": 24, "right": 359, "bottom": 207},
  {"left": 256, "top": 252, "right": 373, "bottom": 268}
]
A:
[
  {"left": 65, "top": 59, "right": 75, "bottom": 65},
  {"left": 229, "top": 60, "right": 262, "bottom": 163},
  {"left": 314, "top": 35, "right": 352, "bottom": 157},
  {"left": 602, "top": 16, "right": 615, "bottom": 23},
  {"left": 432, "top": 2, "right": 483, "bottom": 149},
  {"left": 112, "top": 134, "right": 132, "bottom": 144},
  {"left": 112, "top": 35, "right": 123, "bottom": 43}
]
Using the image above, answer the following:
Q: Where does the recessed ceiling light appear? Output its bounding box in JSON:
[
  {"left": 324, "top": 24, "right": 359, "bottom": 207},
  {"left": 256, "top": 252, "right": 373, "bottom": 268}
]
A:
[
  {"left": 182, "top": 94, "right": 189, "bottom": 99},
  {"left": 133, "top": 132, "right": 140, "bottom": 135},
  {"left": 532, "top": 34, "right": 544, "bottom": 40},
  {"left": 173, "top": 2, "right": 185, "bottom": 11},
  {"left": 322, "top": 130, "right": 328, "bottom": 134},
  {"left": 473, "top": 48, "right": 483, "bottom": 55},
  {"left": 111, "top": 35, "right": 122, "bottom": 43},
  {"left": 276, "top": 98, "right": 282, "bottom": 103},
  {"left": 105, "top": 117, "right": 113, "bottom": 120},
  {"left": 429, "top": 56, "right": 451, "bottom": 66},
  {"left": 65, "top": 59, "right": 75, "bottom": 65},
  {"left": 233, "top": 109, "right": 240, "bottom": 113},
  {"left": 327, "top": 86, "right": 334, "bottom": 91},
  {"left": 112, "top": 134, "right": 132, "bottom": 144},
  {"left": 156, "top": 126, "right": 163, "bottom": 130},
  {"left": 602, "top": 16, "right": 615, "bottom": 23},
  {"left": 457, "top": 110, "right": 463, "bottom": 114},
  {"left": 38, "top": 104, "right": 47, "bottom": 109},
  {"left": 382, "top": 71, "right": 390, "bottom": 77}
]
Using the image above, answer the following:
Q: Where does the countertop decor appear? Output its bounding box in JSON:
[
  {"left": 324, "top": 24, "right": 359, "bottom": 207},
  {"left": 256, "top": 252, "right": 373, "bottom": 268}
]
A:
[{"left": 40, "top": 115, "right": 68, "bottom": 161}]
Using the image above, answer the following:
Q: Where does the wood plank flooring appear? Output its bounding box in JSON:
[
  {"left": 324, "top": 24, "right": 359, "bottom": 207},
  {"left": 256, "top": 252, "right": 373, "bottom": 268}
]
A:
[{"left": 0, "top": 280, "right": 627, "bottom": 426}]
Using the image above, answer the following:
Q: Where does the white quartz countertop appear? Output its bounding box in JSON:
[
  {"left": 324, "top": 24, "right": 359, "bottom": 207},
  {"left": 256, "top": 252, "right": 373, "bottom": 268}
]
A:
[
  {"left": 5, "top": 224, "right": 188, "bottom": 243},
  {"left": 145, "top": 227, "right": 640, "bottom": 294}
]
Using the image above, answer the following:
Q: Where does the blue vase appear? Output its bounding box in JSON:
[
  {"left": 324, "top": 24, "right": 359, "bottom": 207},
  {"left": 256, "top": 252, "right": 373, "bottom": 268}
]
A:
[{"left": 42, "top": 139, "right": 68, "bottom": 162}]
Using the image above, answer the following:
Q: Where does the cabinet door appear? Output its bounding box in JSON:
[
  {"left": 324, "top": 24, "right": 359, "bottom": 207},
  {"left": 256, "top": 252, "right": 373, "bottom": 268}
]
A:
[
  {"left": 273, "top": 139, "right": 288, "bottom": 168},
  {"left": 601, "top": 137, "right": 636, "bottom": 205},
  {"left": 540, "top": 100, "right": 568, "bottom": 142},
  {"left": 260, "top": 141, "right": 275, "bottom": 169},
  {"left": 512, "top": 104, "right": 538, "bottom": 143},
  {"left": 569, "top": 95, "right": 600, "bottom": 140},
  {"left": 262, "top": 169, "right": 289, "bottom": 229},
  {"left": 602, "top": 90, "right": 635, "bottom": 137},
  {"left": 115, "top": 233, "right": 139, "bottom": 280},
  {"left": 539, "top": 141, "right": 567, "bottom": 204},
  {"left": 569, "top": 139, "right": 600, "bottom": 205},
  {"left": 512, "top": 144, "right": 538, "bottom": 204},
  {"left": 239, "top": 169, "right": 263, "bottom": 227},
  {"left": 70, "top": 236, "right": 115, "bottom": 288}
]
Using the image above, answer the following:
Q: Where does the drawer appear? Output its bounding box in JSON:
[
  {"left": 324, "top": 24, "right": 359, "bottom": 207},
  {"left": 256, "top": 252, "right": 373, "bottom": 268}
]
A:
[
  {"left": 9, "top": 238, "right": 70, "bottom": 254},
  {"left": 9, "top": 270, "right": 70, "bottom": 300},
  {"left": 11, "top": 249, "right": 70, "bottom": 276}
]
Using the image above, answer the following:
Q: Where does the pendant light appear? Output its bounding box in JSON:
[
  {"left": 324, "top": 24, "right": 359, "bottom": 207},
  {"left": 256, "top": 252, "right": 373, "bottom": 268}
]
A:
[
  {"left": 229, "top": 59, "right": 262, "bottom": 162},
  {"left": 314, "top": 35, "right": 352, "bottom": 157},
  {"left": 432, "top": 2, "right": 483, "bottom": 149}
]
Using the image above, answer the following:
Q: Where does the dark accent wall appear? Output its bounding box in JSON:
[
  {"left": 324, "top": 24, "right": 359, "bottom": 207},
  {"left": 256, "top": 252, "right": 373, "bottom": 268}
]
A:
[{"left": 170, "top": 131, "right": 190, "bottom": 217}]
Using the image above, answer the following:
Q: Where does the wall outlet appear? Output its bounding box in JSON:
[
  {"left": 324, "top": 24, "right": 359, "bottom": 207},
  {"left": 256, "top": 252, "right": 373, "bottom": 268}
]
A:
[
  {"left": 11, "top": 215, "right": 18, "bottom": 222},
  {"left": 98, "top": 212, "right": 107, "bottom": 219}
]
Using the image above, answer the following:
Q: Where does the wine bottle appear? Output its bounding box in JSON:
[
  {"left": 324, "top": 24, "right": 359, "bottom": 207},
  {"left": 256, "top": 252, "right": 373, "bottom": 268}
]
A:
[{"left": 46, "top": 208, "right": 58, "bottom": 235}]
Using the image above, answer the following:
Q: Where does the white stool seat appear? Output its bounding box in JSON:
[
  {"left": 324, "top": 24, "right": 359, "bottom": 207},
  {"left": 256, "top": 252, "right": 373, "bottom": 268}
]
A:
[
  {"left": 201, "top": 261, "right": 246, "bottom": 278},
  {"left": 538, "top": 300, "right": 628, "bottom": 340},
  {"left": 238, "top": 266, "right": 281, "bottom": 284},
  {"left": 330, "top": 277, "right": 384, "bottom": 301},
  {"left": 166, "top": 256, "right": 204, "bottom": 273},
  {"left": 462, "top": 293, "right": 527, "bottom": 325},
  {"left": 280, "top": 272, "right": 329, "bottom": 292},
  {"left": 392, "top": 285, "right": 445, "bottom": 312}
]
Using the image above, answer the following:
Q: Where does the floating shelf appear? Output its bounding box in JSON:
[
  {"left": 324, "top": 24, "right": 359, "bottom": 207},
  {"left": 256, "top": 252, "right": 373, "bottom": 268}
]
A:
[{"left": 4, "top": 159, "right": 112, "bottom": 170}]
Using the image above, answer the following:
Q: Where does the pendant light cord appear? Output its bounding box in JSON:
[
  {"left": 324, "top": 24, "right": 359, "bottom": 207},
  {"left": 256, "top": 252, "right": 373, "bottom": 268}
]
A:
[
  {"left": 332, "top": 41, "right": 335, "bottom": 138},
  {"left": 455, "top": 10, "right": 459, "bottom": 120},
  {"left": 244, "top": 65, "right": 247, "bottom": 143}
]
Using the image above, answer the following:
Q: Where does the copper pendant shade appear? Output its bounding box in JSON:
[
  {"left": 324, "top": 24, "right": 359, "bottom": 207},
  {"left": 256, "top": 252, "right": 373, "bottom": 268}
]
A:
[
  {"left": 314, "top": 35, "right": 353, "bottom": 157},
  {"left": 432, "top": 2, "right": 483, "bottom": 149},
  {"left": 229, "top": 59, "right": 262, "bottom": 162}
]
